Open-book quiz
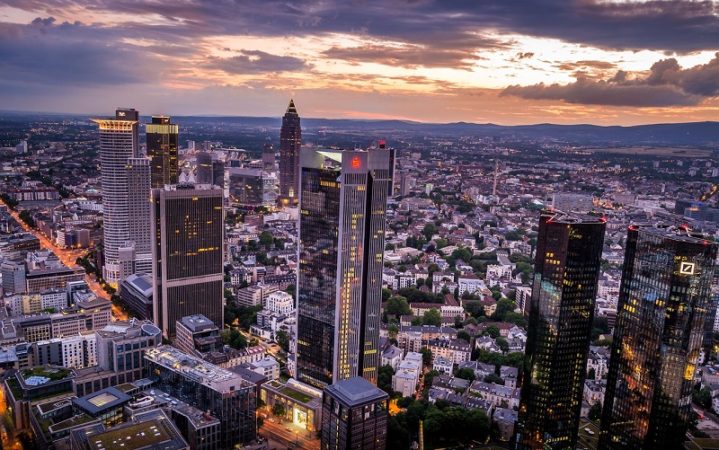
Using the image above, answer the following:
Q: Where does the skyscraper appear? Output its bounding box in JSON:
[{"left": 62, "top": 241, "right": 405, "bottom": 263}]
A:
[
  {"left": 296, "top": 148, "right": 390, "bottom": 388},
  {"left": 152, "top": 184, "right": 224, "bottom": 339},
  {"left": 196, "top": 151, "right": 225, "bottom": 189},
  {"left": 93, "top": 108, "right": 139, "bottom": 284},
  {"left": 126, "top": 157, "right": 152, "bottom": 274},
  {"left": 146, "top": 115, "right": 179, "bottom": 188},
  {"left": 279, "top": 99, "right": 301, "bottom": 205},
  {"left": 515, "top": 210, "right": 606, "bottom": 450},
  {"left": 599, "top": 226, "right": 718, "bottom": 450},
  {"left": 262, "top": 139, "right": 276, "bottom": 172}
]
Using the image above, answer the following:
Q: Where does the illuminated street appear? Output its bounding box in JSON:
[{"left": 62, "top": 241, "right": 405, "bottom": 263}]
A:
[
  {"left": 0, "top": 198, "right": 127, "bottom": 321},
  {"left": 260, "top": 418, "right": 320, "bottom": 450}
]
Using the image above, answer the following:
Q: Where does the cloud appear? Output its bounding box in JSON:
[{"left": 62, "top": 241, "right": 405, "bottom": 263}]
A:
[
  {"left": 503, "top": 53, "right": 719, "bottom": 107},
  {"left": 209, "top": 50, "right": 310, "bottom": 74}
]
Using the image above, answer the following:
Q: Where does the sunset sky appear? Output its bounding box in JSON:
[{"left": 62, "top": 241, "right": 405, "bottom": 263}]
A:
[{"left": 1, "top": 0, "right": 718, "bottom": 125}]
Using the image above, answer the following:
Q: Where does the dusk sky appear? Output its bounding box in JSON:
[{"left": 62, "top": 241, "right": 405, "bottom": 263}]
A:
[{"left": 1, "top": 0, "right": 718, "bottom": 125}]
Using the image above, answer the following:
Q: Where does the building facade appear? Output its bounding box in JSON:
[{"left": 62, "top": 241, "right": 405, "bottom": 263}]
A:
[
  {"left": 278, "top": 99, "right": 301, "bottom": 205},
  {"left": 93, "top": 108, "right": 139, "bottom": 284},
  {"left": 599, "top": 226, "right": 718, "bottom": 450},
  {"left": 296, "top": 148, "right": 390, "bottom": 388},
  {"left": 515, "top": 211, "right": 606, "bottom": 450},
  {"left": 152, "top": 185, "right": 224, "bottom": 339},
  {"left": 146, "top": 116, "right": 179, "bottom": 188},
  {"left": 321, "top": 376, "right": 388, "bottom": 450}
]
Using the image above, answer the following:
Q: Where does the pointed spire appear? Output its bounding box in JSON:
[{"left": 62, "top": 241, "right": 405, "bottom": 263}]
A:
[{"left": 286, "top": 98, "right": 298, "bottom": 115}]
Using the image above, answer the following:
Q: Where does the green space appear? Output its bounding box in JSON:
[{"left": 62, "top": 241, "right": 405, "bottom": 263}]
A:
[
  {"left": 21, "top": 367, "right": 71, "bottom": 382},
  {"left": 94, "top": 421, "right": 171, "bottom": 449},
  {"left": 280, "top": 386, "right": 314, "bottom": 403}
]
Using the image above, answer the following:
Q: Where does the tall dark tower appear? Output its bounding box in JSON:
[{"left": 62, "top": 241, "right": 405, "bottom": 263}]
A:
[
  {"left": 599, "top": 226, "right": 718, "bottom": 450},
  {"left": 279, "top": 99, "right": 301, "bottom": 205},
  {"left": 296, "top": 148, "right": 390, "bottom": 388},
  {"left": 515, "top": 210, "right": 606, "bottom": 450},
  {"left": 146, "top": 116, "right": 179, "bottom": 188}
]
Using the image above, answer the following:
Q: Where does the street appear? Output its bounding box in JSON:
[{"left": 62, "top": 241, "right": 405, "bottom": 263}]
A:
[
  {"left": 1, "top": 198, "right": 128, "bottom": 321},
  {"left": 260, "top": 418, "right": 320, "bottom": 450}
]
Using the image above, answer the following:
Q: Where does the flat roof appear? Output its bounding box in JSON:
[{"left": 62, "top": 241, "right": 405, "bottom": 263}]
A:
[
  {"left": 324, "top": 376, "right": 388, "bottom": 407},
  {"left": 72, "top": 409, "right": 187, "bottom": 450},
  {"left": 74, "top": 386, "right": 131, "bottom": 415}
]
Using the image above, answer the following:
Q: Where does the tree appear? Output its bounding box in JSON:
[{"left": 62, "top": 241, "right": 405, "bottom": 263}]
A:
[
  {"left": 420, "top": 348, "right": 433, "bottom": 366},
  {"left": 275, "top": 330, "right": 290, "bottom": 352},
  {"left": 454, "top": 368, "right": 476, "bottom": 382},
  {"left": 378, "top": 365, "right": 395, "bottom": 396},
  {"left": 422, "top": 308, "right": 442, "bottom": 327},
  {"left": 694, "top": 387, "right": 712, "bottom": 409},
  {"left": 422, "top": 223, "right": 437, "bottom": 241},
  {"left": 484, "top": 325, "right": 500, "bottom": 339},
  {"left": 457, "top": 330, "right": 471, "bottom": 342},
  {"left": 484, "top": 373, "right": 504, "bottom": 385},
  {"left": 492, "top": 299, "right": 517, "bottom": 321},
  {"left": 382, "top": 288, "right": 392, "bottom": 302},
  {"left": 587, "top": 368, "right": 596, "bottom": 380},
  {"left": 388, "top": 323, "right": 399, "bottom": 340},
  {"left": 259, "top": 231, "right": 274, "bottom": 247},
  {"left": 385, "top": 296, "right": 411, "bottom": 317},
  {"left": 589, "top": 402, "right": 603, "bottom": 420},
  {"left": 504, "top": 311, "right": 527, "bottom": 328},
  {"left": 272, "top": 402, "right": 286, "bottom": 418},
  {"left": 221, "top": 329, "right": 247, "bottom": 349},
  {"left": 495, "top": 336, "right": 509, "bottom": 353}
]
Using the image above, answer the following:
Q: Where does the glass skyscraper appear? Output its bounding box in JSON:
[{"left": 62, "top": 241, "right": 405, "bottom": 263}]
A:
[
  {"left": 516, "top": 210, "right": 606, "bottom": 449},
  {"left": 599, "top": 225, "right": 718, "bottom": 450},
  {"left": 146, "top": 115, "right": 179, "bottom": 188},
  {"left": 296, "top": 148, "right": 390, "bottom": 388},
  {"left": 279, "top": 99, "right": 301, "bottom": 205}
]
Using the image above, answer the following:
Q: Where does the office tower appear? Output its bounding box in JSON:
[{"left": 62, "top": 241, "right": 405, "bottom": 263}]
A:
[
  {"left": 146, "top": 116, "right": 179, "bottom": 187},
  {"left": 196, "top": 151, "right": 213, "bottom": 184},
  {"left": 152, "top": 185, "right": 224, "bottom": 339},
  {"left": 93, "top": 108, "right": 139, "bottom": 284},
  {"left": 144, "top": 345, "right": 257, "bottom": 448},
  {"left": 296, "top": 148, "right": 390, "bottom": 388},
  {"left": 119, "top": 273, "right": 153, "bottom": 320},
  {"left": 126, "top": 157, "right": 152, "bottom": 274},
  {"left": 377, "top": 140, "right": 396, "bottom": 197},
  {"left": 1, "top": 260, "right": 26, "bottom": 294},
  {"left": 228, "top": 167, "right": 278, "bottom": 207},
  {"left": 599, "top": 226, "right": 718, "bottom": 450},
  {"left": 515, "top": 211, "right": 606, "bottom": 450},
  {"left": 262, "top": 139, "right": 276, "bottom": 172},
  {"left": 321, "top": 376, "right": 388, "bottom": 450},
  {"left": 279, "top": 99, "right": 301, "bottom": 205}
]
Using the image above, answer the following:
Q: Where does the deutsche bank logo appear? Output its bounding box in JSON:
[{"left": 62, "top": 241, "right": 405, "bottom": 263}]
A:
[{"left": 679, "top": 262, "right": 696, "bottom": 275}]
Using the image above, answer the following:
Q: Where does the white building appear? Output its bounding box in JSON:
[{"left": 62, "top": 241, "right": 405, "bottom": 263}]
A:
[
  {"left": 432, "top": 356, "right": 453, "bottom": 375},
  {"left": 265, "top": 291, "right": 294, "bottom": 315},
  {"left": 248, "top": 356, "right": 281, "bottom": 380}
]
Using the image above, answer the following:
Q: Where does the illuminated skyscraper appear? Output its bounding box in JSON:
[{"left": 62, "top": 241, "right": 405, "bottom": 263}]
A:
[
  {"left": 599, "top": 226, "right": 718, "bottom": 450},
  {"left": 296, "top": 148, "right": 390, "bottom": 388},
  {"left": 146, "top": 116, "right": 179, "bottom": 188},
  {"left": 126, "top": 157, "right": 152, "bottom": 274},
  {"left": 279, "top": 99, "right": 301, "bottom": 205},
  {"left": 93, "top": 108, "right": 139, "bottom": 284},
  {"left": 152, "top": 184, "right": 224, "bottom": 339},
  {"left": 515, "top": 210, "right": 606, "bottom": 450}
]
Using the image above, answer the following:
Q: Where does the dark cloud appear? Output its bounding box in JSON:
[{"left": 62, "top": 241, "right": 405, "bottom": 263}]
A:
[
  {"left": 516, "top": 52, "right": 534, "bottom": 60},
  {"left": 557, "top": 60, "right": 616, "bottom": 71},
  {"left": 0, "top": 18, "right": 162, "bottom": 90},
  {"left": 209, "top": 50, "right": 310, "bottom": 74},
  {"left": 323, "top": 42, "right": 492, "bottom": 70},
  {"left": 5, "top": 0, "right": 719, "bottom": 54},
  {"left": 503, "top": 53, "right": 719, "bottom": 106}
]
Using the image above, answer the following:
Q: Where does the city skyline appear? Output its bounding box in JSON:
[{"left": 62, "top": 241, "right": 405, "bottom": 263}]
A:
[{"left": 1, "top": 1, "right": 719, "bottom": 125}]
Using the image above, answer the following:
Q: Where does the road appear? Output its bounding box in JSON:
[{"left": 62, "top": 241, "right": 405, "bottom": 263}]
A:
[
  {"left": 260, "top": 418, "right": 319, "bottom": 450},
  {"left": 1, "top": 199, "right": 128, "bottom": 321},
  {"left": 0, "top": 380, "right": 22, "bottom": 450}
]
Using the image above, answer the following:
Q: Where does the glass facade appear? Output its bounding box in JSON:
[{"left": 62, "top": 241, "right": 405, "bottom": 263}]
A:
[
  {"left": 516, "top": 211, "right": 606, "bottom": 449},
  {"left": 296, "top": 149, "right": 390, "bottom": 388},
  {"left": 599, "top": 226, "right": 718, "bottom": 450},
  {"left": 279, "top": 99, "right": 301, "bottom": 204},
  {"left": 146, "top": 116, "right": 179, "bottom": 188}
]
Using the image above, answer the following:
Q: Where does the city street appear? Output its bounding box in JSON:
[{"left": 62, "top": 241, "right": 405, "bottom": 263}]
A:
[
  {"left": 1, "top": 198, "right": 128, "bottom": 321},
  {"left": 260, "top": 418, "right": 320, "bottom": 450}
]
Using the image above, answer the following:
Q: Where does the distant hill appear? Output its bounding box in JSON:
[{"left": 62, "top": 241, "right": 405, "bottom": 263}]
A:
[{"left": 2, "top": 110, "right": 718, "bottom": 146}]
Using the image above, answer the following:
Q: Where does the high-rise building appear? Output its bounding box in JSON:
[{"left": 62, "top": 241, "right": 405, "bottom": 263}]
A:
[
  {"left": 279, "top": 99, "right": 301, "bottom": 205},
  {"left": 262, "top": 139, "right": 276, "bottom": 172},
  {"left": 196, "top": 151, "right": 225, "bottom": 189},
  {"left": 93, "top": 108, "right": 139, "bottom": 284},
  {"left": 126, "top": 157, "right": 152, "bottom": 274},
  {"left": 152, "top": 185, "right": 224, "bottom": 339},
  {"left": 146, "top": 116, "right": 179, "bottom": 187},
  {"left": 599, "top": 226, "right": 718, "bottom": 450},
  {"left": 296, "top": 148, "right": 390, "bottom": 388},
  {"left": 1, "top": 260, "right": 26, "bottom": 294},
  {"left": 321, "top": 376, "right": 389, "bottom": 450},
  {"left": 515, "top": 210, "right": 606, "bottom": 450}
]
